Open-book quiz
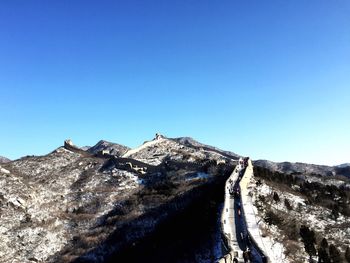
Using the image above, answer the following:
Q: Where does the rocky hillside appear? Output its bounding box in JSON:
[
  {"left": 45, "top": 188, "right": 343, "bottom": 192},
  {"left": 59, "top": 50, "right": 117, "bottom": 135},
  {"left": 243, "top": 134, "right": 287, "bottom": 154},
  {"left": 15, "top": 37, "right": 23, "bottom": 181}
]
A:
[
  {"left": 251, "top": 163, "right": 350, "bottom": 262},
  {"left": 0, "top": 155, "right": 10, "bottom": 163},
  {"left": 122, "top": 135, "right": 237, "bottom": 166},
  {"left": 0, "top": 134, "right": 237, "bottom": 263},
  {"left": 1, "top": 135, "right": 348, "bottom": 263},
  {"left": 173, "top": 137, "right": 241, "bottom": 160}
]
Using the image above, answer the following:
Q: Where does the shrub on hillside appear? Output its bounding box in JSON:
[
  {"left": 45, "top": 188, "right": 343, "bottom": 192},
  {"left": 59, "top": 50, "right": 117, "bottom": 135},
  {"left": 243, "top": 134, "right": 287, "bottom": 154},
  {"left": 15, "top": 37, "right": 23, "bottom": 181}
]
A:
[
  {"left": 264, "top": 210, "right": 282, "bottom": 226},
  {"left": 299, "top": 225, "right": 316, "bottom": 260}
]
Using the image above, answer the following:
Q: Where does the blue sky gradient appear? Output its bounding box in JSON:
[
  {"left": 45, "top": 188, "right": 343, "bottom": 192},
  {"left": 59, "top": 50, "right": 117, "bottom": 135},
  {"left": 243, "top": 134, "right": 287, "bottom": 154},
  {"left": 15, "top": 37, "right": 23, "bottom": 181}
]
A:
[{"left": 1, "top": 1, "right": 349, "bottom": 165}]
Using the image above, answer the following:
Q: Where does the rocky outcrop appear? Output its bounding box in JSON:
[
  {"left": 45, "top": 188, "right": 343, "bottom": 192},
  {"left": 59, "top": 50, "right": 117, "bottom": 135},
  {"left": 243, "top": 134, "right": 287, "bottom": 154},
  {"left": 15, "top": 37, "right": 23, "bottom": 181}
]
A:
[{"left": 0, "top": 166, "right": 10, "bottom": 174}]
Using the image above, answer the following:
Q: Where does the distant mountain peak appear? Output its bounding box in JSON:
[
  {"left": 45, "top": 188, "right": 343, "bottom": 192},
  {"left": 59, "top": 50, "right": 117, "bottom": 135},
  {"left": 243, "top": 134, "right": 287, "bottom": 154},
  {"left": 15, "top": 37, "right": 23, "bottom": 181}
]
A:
[
  {"left": 336, "top": 163, "right": 350, "bottom": 168},
  {"left": 253, "top": 159, "right": 350, "bottom": 178},
  {"left": 0, "top": 155, "right": 11, "bottom": 163},
  {"left": 154, "top": 133, "right": 165, "bottom": 140},
  {"left": 173, "top": 136, "right": 240, "bottom": 160},
  {"left": 88, "top": 139, "right": 130, "bottom": 157}
]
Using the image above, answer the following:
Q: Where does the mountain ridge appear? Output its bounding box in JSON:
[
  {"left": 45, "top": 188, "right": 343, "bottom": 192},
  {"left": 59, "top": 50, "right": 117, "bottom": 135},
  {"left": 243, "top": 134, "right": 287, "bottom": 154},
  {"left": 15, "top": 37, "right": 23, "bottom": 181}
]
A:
[
  {"left": 87, "top": 140, "right": 130, "bottom": 157},
  {"left": 0, "top": 155, "right": 11, "bottom": 163},
  {"left": 0, "top": 134, "right": 235, "bottom": 262},
  {"left": 253, "top": 159, "right": 350, "bottom": 178},
  {"left": 0, "top": 135, "right": 348, "bottom": 262}
]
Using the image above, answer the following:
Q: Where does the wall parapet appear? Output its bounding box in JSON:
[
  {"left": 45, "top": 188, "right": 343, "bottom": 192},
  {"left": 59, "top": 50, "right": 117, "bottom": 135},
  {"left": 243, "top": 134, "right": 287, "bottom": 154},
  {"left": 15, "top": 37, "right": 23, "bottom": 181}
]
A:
[{"left": 239, "top": 158, "right": 271, "bottom": 263}]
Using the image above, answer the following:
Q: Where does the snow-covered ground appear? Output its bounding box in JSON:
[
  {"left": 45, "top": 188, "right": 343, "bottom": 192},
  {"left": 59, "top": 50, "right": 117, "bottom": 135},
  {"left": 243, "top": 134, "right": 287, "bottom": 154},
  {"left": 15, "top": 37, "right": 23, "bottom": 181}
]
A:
[
  {"left": 1, "top": 135, "right": 238, "bottom": 263},
  {"left": 0, "top": 147, "right": 144, "bottom": 263},
  {"left": 250, "top": 174, "right": 350, "bottom": 262},
  {"left": 122, "top": 138, "right": 165, "bottom": 158},
  {"left": 122, "top": 136, "right": 231, "bottom": 166}
]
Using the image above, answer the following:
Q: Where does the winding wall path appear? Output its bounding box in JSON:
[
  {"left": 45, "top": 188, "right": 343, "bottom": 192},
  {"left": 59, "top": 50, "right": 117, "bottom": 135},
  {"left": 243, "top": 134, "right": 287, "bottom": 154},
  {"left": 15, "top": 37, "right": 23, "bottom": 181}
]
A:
[{"left": 218, "top": 158, "right": 269, "bottom": 263}]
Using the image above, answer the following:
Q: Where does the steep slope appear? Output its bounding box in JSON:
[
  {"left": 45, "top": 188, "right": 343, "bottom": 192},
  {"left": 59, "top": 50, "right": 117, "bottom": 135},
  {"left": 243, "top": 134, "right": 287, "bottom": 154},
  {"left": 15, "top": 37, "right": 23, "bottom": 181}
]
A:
[
  {"left": 0, "top": 136, "right": 236, "bottom": 263},
  {"left": 250, "top": 163, "right": 350, "bottom": 262},
  {"left": 0, "top": 155, "right": 11, "bottom": 163},
  {"left": 88, "top": 140, "right": 129, "bottom": 156},
  {"left": 0, "top": 146, "right": 143, "bottom": 262}
]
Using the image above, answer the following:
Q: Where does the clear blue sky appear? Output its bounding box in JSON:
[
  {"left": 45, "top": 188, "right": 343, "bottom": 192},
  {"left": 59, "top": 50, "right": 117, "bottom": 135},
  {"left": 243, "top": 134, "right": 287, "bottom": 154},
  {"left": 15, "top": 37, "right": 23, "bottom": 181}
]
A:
[{"left": 1, "top": 1, "right": 349, "bottom": 165}]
